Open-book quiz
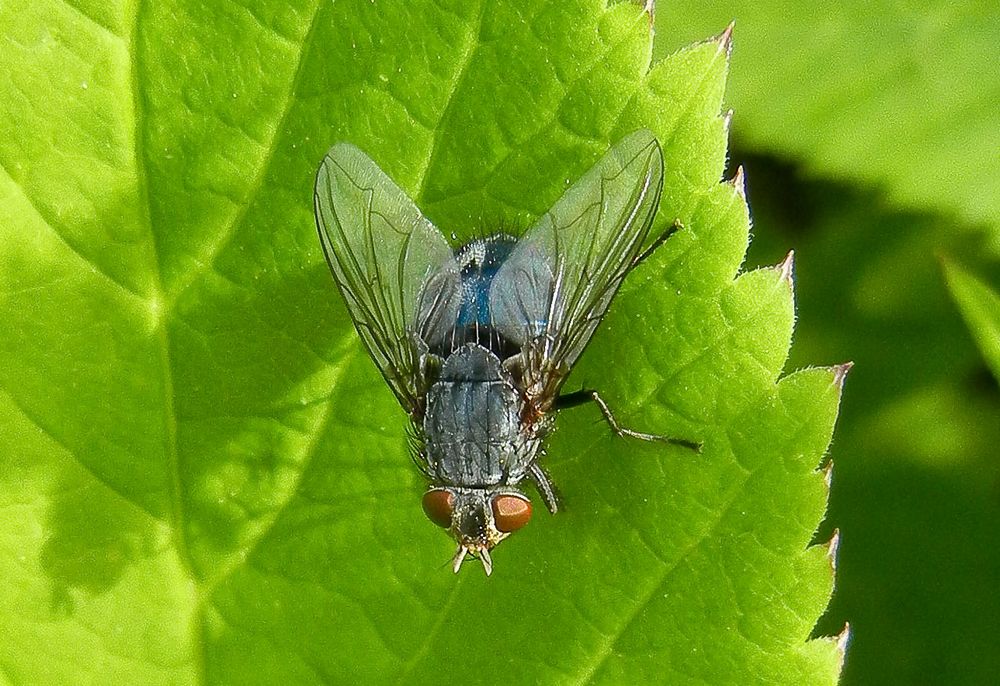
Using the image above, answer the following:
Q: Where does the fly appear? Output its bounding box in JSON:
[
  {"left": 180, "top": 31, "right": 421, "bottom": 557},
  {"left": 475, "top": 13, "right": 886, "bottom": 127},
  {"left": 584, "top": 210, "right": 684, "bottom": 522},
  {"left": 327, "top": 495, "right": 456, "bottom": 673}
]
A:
[{"left": 314, "top": 130, "right": 699, "bottom": 575}]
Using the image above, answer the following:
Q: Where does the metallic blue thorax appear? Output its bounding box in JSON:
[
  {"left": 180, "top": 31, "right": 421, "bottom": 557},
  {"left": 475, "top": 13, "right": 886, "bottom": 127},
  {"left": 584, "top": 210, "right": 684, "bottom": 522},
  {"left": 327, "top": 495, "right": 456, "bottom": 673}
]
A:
[{"left": 454, "top": 236, "right": 516, "bottom": 328}]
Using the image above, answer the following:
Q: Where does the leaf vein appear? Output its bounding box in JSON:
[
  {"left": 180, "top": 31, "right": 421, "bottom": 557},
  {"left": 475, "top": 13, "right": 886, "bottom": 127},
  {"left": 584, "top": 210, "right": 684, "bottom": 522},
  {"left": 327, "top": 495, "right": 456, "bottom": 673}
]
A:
[
  {"left": 393, "top": 576, "right": 466, "bottom": 684},
  {"left": 572, "top": 458, "right": 759, "bottom": 684},
  {"left": 436, "top": 5, "right": 652, "bottom": 211},
  {"left": 415, "top": 0, "right": 486, "bottom": 200},
  {"left": 1, "top": 387, "right": 156, "bottom": 518},
  {"left": 163, "top": 0, "right": 327, "bottom": 310},
  {"left": 201, "top": 332, "right": 359, "bottom": 597},
  {"left": 59, "top": 0, "right": 121, "bottom": 38},
  {"left": 0, "top": 160, "right": 145, "bottom": 301}
]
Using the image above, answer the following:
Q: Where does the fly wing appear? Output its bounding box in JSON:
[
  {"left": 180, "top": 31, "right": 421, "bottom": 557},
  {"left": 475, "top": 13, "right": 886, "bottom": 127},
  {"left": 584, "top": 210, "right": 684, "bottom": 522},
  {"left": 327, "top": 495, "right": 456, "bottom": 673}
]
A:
[
  {"left": 489, "top": 130, "right": 664, "bottom": 395},
  {"left": 315, "top": 143, "right": 461, "bottom": 412}
]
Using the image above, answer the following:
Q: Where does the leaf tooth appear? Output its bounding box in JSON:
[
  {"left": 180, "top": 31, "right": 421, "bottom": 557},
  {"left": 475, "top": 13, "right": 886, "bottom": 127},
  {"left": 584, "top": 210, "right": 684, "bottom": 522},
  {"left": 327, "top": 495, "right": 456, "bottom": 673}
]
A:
[
  {"left": 822, "top": 460, "right": 835, "bottom": 490},
  {"left": 727, "top": 164, "right": 746, "bottom": 199},
  {"left": 722, "top": 108, "right": 734, "bottom": 138},
  {"left": 713, "top": 21, "right": 735, "bottom": 59},
  {"left": 825, "top": 528, "right": 841, "bottom": 571},
  {"left": 832, "top": 361, "right": 854, "bottom": 390},
  {"left": 774, "top": 249, "right": 795, "bottom": 288},
  {"left": 836, "top": 623, "right": 853, "bottom": 671},
  {"left": 641, "top": 0, "right": 655, "bottom": 23},
  {"left": 695, "top": 21, "right": 734, "bottom": 59}
]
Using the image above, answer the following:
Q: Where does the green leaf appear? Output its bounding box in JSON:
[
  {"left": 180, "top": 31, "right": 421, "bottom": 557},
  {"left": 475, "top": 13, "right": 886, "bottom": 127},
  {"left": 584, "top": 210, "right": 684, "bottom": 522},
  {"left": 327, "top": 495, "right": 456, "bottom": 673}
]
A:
[
  {"left": 654, "top": 2, "right": 1000, "bottom": 252},
  {"left": 944, "top": 261, "right": 1000, "bottom": 382},
  {"left": 0, "top": 1, "right": 844, "bottom": 683}
]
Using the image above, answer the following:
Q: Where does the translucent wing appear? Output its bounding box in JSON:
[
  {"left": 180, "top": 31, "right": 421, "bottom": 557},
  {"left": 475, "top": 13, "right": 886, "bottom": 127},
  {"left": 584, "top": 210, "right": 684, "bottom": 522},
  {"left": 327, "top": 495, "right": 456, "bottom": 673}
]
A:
[
  {"left": 489, "top": 130, "right": 664, "bottom": 399},
  {"left": 315, "top": 143, "right": 462, "bottom": 413}
]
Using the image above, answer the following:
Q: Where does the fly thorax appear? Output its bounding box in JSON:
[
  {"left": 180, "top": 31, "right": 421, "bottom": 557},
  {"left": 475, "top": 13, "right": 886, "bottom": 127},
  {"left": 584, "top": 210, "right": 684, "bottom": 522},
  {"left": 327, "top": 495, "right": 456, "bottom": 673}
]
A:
[
  {"left": 438, "top": 235, "right": 520, "bottom": 358},
  {"left": 454, "top": 236, "right": 517, "bottom": 328}
]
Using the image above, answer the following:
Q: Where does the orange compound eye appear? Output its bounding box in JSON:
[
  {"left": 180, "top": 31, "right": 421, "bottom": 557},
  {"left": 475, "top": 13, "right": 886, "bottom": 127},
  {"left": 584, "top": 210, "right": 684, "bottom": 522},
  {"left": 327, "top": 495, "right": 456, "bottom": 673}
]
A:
[
  {"left": 491, "top": 494, "right": 532, "bottom": 533},
  {"left": 422, "top": 489, "right": 455, "bottom": 528}
]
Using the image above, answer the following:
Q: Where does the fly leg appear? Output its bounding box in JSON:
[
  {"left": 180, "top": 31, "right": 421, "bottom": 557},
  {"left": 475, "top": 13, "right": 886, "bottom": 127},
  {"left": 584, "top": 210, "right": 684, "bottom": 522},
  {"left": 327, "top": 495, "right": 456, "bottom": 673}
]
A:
[
  {"left": 557, "top": 389, "right": 702, "bottom": 452},
  {"left": 632, "top": 218, "right": 683, "bottom": 268},
  {"left": 528, "top": 463, "right": 560, "bottom": 514}
]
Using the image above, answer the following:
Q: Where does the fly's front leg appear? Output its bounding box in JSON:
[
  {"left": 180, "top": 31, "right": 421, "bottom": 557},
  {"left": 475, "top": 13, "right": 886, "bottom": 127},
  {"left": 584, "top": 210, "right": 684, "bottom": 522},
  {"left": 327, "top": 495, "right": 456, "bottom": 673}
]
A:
[
  {"left": 528, "top": 462, "right": 560, "bottom": 514},
  {"left": 557, "top": 389, "right": 702, "bottom": 452}
]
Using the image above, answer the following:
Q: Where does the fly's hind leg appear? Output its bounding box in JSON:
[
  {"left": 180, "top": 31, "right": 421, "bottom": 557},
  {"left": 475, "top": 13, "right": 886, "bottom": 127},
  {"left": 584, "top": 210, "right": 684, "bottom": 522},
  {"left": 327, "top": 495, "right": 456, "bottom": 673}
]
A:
[
  {"left": 632, "top": 218, "right": 684, "bottom": 269},
  {"left": 557, "top": 389, "right": 702, "bottom": 453}
]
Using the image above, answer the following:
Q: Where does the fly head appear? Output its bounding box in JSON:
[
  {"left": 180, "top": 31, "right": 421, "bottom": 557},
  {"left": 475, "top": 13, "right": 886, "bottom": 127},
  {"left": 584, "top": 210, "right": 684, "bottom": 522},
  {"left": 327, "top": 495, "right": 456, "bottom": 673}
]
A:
[{"left": 421, "top": 486, "right": 533, "bottom": 575}]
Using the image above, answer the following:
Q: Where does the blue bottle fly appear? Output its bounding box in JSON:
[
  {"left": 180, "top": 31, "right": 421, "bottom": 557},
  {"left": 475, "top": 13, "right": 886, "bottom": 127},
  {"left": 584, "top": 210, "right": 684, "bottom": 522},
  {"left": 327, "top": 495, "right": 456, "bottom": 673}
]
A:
[{"left": 314, "top": 130, "right": 699, "bottom": 575}]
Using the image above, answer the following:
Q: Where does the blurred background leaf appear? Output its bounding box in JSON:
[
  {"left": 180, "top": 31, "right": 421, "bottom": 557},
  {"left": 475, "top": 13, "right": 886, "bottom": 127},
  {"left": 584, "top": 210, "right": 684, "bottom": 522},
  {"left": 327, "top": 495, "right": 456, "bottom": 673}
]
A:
[
  {"left": 655, "top": 1, "right": 1000, "bottom": 252},
  {"left": 657, "top": 2, "right": 1000, "bottom": 684},
  {"left": 945, "top": 261, "right": 1000, "bottom": 380}
]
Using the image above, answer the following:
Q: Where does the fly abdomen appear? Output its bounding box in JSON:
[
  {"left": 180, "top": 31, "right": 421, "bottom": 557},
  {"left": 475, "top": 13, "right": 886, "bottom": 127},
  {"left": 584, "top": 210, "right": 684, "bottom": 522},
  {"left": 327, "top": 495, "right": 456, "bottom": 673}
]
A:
[{"left": 424, "top": 344, "right": 527, "bottom": 486}]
